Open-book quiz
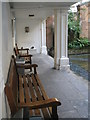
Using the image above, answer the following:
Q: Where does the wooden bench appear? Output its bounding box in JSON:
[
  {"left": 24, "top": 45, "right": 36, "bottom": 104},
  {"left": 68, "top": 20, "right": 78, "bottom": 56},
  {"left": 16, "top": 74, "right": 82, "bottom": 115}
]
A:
[
  {"left": 4, "top": 55, "right": 61, "bottom": 119},
  {"left": 15, "top": 43, "right": 29, "bottom": 55},
  {"left": 14, "top": 43, "right": 32, "bottom": 65},
  {"left": 14, "top": 47, "right": 30, "bottom": 56},
  {"left": 14, "top": 47, "right": 33, "bottom": 65}
]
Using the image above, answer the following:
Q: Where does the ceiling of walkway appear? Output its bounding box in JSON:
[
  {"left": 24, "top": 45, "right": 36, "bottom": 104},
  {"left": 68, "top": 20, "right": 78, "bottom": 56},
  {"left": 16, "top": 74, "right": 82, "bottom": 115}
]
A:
[{"left": 10, "top": 2, "right": 79, "bottom": 20}]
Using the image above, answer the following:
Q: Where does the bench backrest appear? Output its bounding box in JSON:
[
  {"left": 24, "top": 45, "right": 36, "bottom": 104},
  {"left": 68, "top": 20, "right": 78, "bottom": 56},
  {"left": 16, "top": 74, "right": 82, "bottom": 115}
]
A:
[
  {"left": 4, "top": 55, "right": 19, "bottom": 117},
  {"left": 14, "top": 47, "right": 19, "bottom": 56}
]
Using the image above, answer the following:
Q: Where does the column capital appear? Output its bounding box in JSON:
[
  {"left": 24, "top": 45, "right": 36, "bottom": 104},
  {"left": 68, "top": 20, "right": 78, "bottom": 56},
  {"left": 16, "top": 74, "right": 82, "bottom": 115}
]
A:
[
  {"left": 54, "top": 8, "right": 68, "bottom": 16},
  {"left": 60, "top": 9, "right": 68, "bottom": 15}
]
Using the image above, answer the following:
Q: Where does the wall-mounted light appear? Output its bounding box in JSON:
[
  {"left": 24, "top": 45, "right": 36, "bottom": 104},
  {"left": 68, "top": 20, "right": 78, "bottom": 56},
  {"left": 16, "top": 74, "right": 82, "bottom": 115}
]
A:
[
  {"left": 29, "top": 14, "right": 34, "bottom": 17},
  {"left": 25, "top": 27, "right": 29, "bottom": 33}
]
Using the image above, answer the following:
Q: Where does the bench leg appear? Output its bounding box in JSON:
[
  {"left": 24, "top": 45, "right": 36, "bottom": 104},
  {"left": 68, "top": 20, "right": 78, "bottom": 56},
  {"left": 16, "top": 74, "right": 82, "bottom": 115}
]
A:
[
  {"left": 29, "top": 57, "right": 32, "bottom": 72},
  {"left": 51, "top": 106, "right": 58, "bottom": 120},
  {"left": 23, "top": 107, "right": 29, "bottom": 120}
]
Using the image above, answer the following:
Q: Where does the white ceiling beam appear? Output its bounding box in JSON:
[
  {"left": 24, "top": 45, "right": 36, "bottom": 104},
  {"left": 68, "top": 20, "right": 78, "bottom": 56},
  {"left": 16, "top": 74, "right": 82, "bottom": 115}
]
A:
[{"left": 8, "top": 0, "right": 80, "bottom": 2}]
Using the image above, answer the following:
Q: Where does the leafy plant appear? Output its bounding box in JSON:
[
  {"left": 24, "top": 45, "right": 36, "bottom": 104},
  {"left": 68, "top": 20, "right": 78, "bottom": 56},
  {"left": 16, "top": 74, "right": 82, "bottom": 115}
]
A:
[
  {"left": 68, "top": 12, "right": 81, "bottom": 41},
  {"left": 68, "top": 38, "right": 90, "bottom": 49}
]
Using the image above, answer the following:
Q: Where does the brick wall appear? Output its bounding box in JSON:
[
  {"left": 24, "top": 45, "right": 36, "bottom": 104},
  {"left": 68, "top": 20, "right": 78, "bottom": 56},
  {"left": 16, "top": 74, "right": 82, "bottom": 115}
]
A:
[
  {"left": 46, "top": 16, "right": 54, "bottom": 51},
  {"left": 80, "top": 5, "right": 88, "bottom": 38}
]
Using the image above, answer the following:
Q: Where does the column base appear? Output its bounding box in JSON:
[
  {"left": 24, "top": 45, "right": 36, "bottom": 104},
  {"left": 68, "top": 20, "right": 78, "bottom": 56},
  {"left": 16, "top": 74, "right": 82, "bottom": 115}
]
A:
[
  {"left": 54, "top": 57, "right": 70, "bottom": 70},
  {"left": 40, "top": 46, "right": 47, "bottom": 55}
]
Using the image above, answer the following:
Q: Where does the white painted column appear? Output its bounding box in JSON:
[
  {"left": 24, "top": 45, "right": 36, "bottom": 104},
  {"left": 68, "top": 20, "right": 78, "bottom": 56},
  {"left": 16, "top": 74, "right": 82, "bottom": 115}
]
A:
[
  {"left": 60, "top": 10, "right": 70, "bottom": 69},
  {"left": 12, "top": 19, "right": 16, "bottom": 47},
  {"left": 54, "top": 9, "right": 70, "bottom": 70},
  {"left": 41, "top": 20, "right": 47, "bottom": 55},
  {"left": 11, "top": 10, "right": 16, "bottom": 47},
  {"left": 54, "top": 10, "right": 61, "bottom": 69}
]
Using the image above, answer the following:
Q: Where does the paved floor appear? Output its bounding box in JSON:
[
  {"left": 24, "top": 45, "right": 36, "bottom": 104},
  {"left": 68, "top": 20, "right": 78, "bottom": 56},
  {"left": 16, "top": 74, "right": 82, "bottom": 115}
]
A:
[{"left": 31, "top": 54, "right": 88, "bottom": 118}]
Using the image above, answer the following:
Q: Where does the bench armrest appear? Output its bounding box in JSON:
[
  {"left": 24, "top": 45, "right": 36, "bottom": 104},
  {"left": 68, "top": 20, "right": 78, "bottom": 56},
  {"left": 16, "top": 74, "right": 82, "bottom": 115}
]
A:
[
  {"left": 19, "top": 54, "right": 33, "bottom": 58},
  {"left": 17, "top": 64, "right": 38, "bottom": 74},
  {"left": 18, "top": 54, "right": 32, "bottom": 64},
  {"left": 18, "top": 98, "right": 61, "bottom": 109},
  {"left": 18, "top": 48, "right": 29, "bottom": 51}
]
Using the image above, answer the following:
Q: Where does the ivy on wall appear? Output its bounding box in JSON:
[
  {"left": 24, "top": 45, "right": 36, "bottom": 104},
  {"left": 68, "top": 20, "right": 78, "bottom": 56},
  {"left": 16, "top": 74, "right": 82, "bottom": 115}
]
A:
[{"left": 68, "top": 12, "right": 81, "bottom": 42}]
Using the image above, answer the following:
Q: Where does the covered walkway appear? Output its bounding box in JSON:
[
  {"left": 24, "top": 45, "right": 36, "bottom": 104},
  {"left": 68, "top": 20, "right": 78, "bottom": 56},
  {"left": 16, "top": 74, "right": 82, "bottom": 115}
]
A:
[
  {"left": 0, "top": 1, "right": 88, "bottom": 119},
  {"left": 32, "top": 54, "right": 88, "bottom": 118}
]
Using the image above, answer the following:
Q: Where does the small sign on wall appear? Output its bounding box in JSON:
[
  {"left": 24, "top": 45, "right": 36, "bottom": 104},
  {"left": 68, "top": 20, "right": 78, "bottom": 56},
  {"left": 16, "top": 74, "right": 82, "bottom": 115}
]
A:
[{"left": 25, "top": 27, "right": 29, "bottom": 33}]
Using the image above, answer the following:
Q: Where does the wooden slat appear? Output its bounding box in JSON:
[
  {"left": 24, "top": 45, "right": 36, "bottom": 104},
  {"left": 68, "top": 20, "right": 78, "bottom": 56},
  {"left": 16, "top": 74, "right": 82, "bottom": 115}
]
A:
[
  {"left": 23, "top": 75, "right": 33, "bottom": 116},
  {"left": 27, "top": 75, "right": 41, "bottom": 116},
  {"left": 35, "top": 74, "right": 49, "bottom": 100},
  {"left": 31, "top": 74, "right": 50, "bottom": 119},
  {"left": 35, "top": 74, "right": 52, "bottom": 115},
  {"left": 23, "top": 75, "right": 30, "bottom": 102},
  {"left": 19, "top": 75, "right": 25, "bottom": 103}
]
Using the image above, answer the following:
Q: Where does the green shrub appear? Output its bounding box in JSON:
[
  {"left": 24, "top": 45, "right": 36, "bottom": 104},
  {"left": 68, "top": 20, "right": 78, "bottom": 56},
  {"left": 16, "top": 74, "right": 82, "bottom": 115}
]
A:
[
  {"left": 68, "top": 38, "right": 90, "bottom": 49},
  {"left": 68, "top": 12, "right": 81, "bottom": 41}
]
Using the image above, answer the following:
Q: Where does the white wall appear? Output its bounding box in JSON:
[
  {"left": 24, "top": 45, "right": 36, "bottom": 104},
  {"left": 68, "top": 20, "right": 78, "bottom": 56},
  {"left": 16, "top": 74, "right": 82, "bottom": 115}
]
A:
[
  {"left": 1, "top": 2, "right": 13, "bottom": 118},
  {"left": 0, "top": 2, "right": 2, "bottom": 119},
  {"left": 16, "top": 19, "right": 41, "bottom": 53},
  {"left": 2, "top": 2, "right": 13, "bottom": 82}
]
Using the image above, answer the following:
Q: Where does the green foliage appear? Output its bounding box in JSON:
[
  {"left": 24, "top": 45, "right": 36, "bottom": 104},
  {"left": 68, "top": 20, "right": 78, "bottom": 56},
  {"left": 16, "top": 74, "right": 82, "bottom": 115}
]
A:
[
  {"left": 68, "top": 12, "right": 81, "bottom": 41},
  {"left": 68, "top": 38, "right": 90, "bottom": 49},
  {"left": 68, "top": 11, "right": 89, "bottom": 49}
]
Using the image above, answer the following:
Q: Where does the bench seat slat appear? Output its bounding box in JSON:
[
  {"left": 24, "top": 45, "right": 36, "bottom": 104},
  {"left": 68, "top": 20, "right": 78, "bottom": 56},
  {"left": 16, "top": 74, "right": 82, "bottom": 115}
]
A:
[
  {"left": 23, "top": 75, "right": 33, "bottom": 116},
  {"left": 35, "top": 74, "right": 52, "bottom": 115},
  {"left": 27, "top": 75, "right": 41, "bottom": 116},
  {"left": 19, "top": 75, "right": 25, "bottom": 103},
  {"left": 31, "top": 74, "right": 50, "bottom": 119},
  {"left": 35, "top": 74, "right": 49, "bottom": 100},
  {"left": 23, "top": 75, "right": 30, "bottom": 102}
]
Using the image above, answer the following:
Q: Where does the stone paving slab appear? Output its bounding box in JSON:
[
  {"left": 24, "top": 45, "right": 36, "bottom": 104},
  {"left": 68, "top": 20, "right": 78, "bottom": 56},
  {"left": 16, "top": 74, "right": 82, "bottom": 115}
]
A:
[{"left": 32, "top": 54, "right": 88, "bottom": 118}]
